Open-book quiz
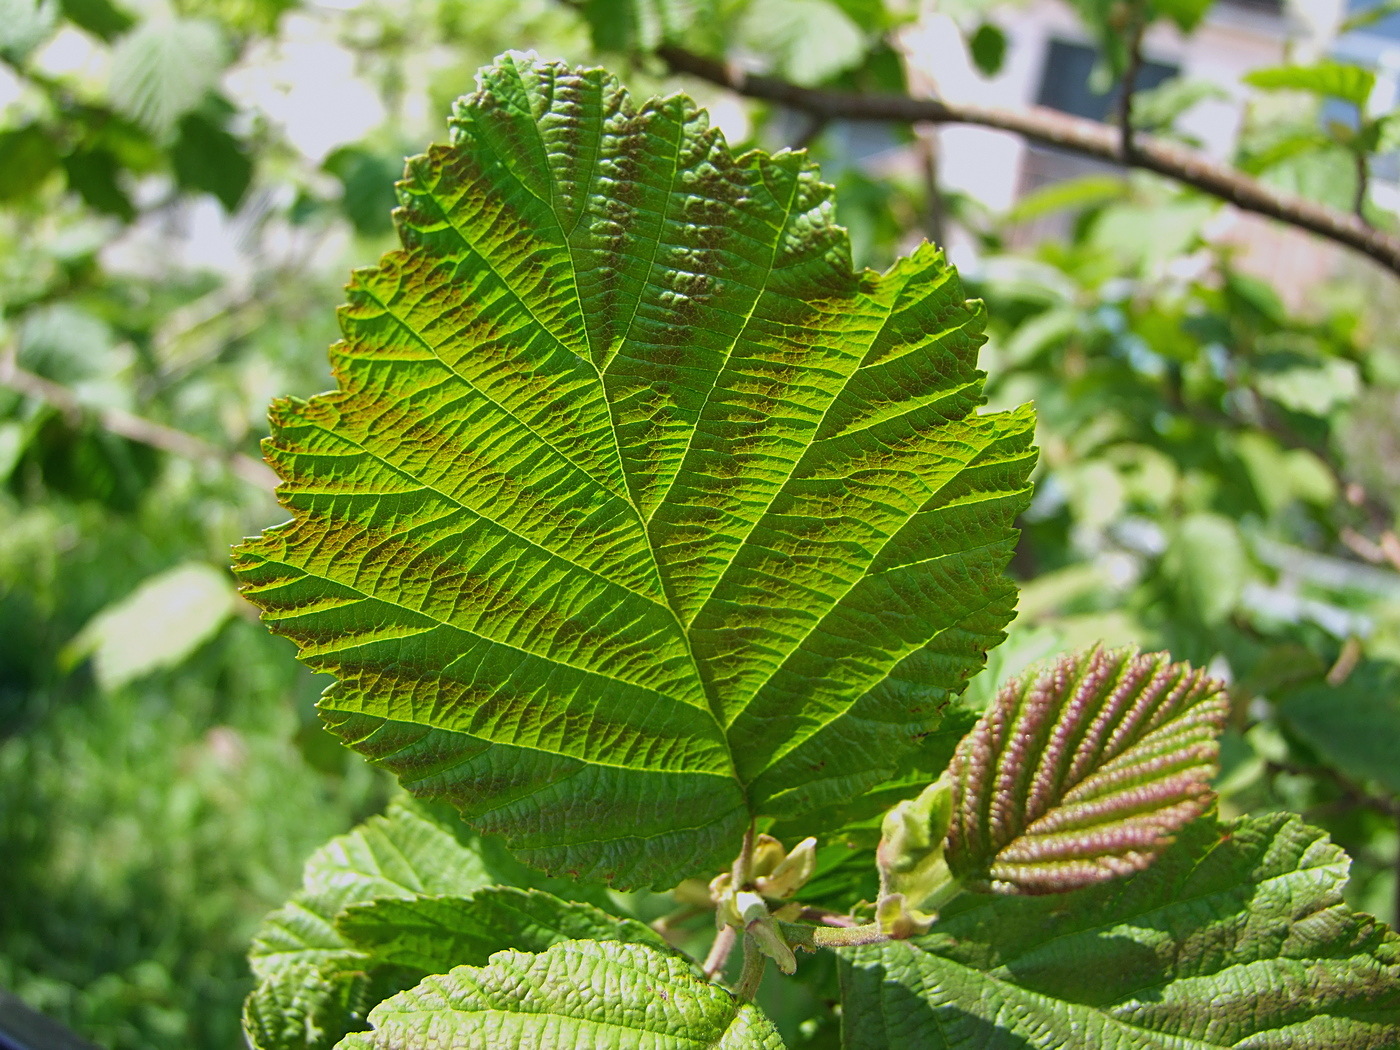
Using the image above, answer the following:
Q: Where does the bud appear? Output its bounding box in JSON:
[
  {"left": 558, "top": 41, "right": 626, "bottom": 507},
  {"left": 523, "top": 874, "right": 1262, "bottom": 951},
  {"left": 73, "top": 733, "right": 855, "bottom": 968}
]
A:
[
  {"left": 875, "top": 776, "right": 959, "bottom": 930},
  {"left": 755, "top": 836, "right": 817, "bottom": 900}
]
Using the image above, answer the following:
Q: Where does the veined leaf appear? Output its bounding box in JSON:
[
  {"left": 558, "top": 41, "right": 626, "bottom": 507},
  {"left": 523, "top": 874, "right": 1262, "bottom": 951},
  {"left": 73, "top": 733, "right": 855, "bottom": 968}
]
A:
[
  {"left": 244, "top": 800, "right": 499, "bottom": 1050},
  {"left": 336, "top": 940, "right": 785, "bottom": 1050},
  {"left": 336, "top": 886, "right": 669, "bottom": 972},
  {"left": 840, "top": 813, "right": 1400, "bottom": 1048},
  {"left": 946, "top": 647, "right": 1228, "bottom": 894},
  {"left": 233, "top": 54, "right": 1036, "bottom": 888}
]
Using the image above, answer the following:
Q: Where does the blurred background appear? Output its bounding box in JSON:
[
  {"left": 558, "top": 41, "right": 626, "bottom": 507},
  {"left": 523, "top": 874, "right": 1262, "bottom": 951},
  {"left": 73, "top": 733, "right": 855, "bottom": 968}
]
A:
[{"left": 4, "top": 0, "right": 1400, "bottom": 1046}]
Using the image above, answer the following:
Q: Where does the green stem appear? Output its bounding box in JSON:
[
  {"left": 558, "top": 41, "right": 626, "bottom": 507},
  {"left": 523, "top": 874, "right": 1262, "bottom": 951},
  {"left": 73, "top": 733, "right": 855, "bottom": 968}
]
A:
[
  {"left": 778, "top": 920, "right": 890, "bottom": 950},
  {"left": 733, "top": 932, "right": 767, "bottom": 1000}
]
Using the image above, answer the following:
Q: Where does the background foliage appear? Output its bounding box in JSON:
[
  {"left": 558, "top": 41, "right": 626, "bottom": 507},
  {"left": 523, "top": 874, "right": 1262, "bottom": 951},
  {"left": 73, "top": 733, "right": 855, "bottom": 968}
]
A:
[{"left": 4, "top": 0, "right": 1400, "bottom": 1046}]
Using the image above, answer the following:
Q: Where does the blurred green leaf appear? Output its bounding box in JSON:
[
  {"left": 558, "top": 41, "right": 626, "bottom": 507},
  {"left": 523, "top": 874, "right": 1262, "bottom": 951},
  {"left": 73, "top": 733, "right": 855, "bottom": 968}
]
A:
[
  {"left": 1245, "top": 61, "right": 1376, "bottom": 110},
  {"left": 1278, "top": 663, "right": 1400, "bottom": 795},
  {"left": 740, "top": 0, "right": 865, "bottom": 85},
  {"left": 1255, "top": 357, "right": 1360, "bottom": 416},
  {"left": 0, "top": 124, "right": 61, "bottom": 202},
  {"left": 63, "top": 563, "right": 237, "bottom": 691},
  {"left": 579, "top": 0, "right": 717, "bottom": 51},
  {"left": 967, "top": 23, "right": 1005, "bottom": 77},
  {"left": 62, "top": 149, "right": 136, "bottom": 221},
  {"left": 1341, "top": 0, "right": 1400, "bottom": 32},
  {"left": 1151, "top": 0, "right": 1211, "bottom": 32},
  {"left": 0, "top": 0, "right": 57, "bottom": 62},
  {"left": 172, "top": 111, "right": 253, "bottom": 211},
  {"left": 57, "top": 0, "right": 132, "bottom": 39},
  {"left": 1162, "top": 513, "right": 1248, "bottom": 627},
  {"left": 1004, "top": 175, "right": 1127, "bottom": 225},
  {"left": 321, "top": 145, "right": 400, "bottom": 236},
  {"left": 109, "top": 17, "right": 230, "bottom": 141}
]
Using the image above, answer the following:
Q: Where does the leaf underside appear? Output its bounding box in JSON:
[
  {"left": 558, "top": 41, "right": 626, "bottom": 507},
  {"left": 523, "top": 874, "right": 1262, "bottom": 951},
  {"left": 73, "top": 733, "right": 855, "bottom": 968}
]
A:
[
  {"left": 337, "top": 940, "right": 785, "bottom": 1050},
  {"left": 842, "top": 812, "right": 1400, "bottom": 1049},
  {"left": 232, "top": 52, "right": 1035, "bottom": 889},
  {"left": 946, "top": 647, "right": 1228, "bottom": 894}
]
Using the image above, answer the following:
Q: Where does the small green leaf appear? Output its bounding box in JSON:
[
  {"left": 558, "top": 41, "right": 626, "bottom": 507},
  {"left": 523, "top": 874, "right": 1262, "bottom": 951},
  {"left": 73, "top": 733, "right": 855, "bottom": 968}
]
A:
[
  {"left": 0, "top": 0, "right": 57, "bottom": 62},
  {"left": 172, "top": 110, "right": 252, "bottom": 211},
  {"left": 336, "top": 886, "right": 669, "bottom": 972},
  {"left": 841, "top": 813, "right": 1400, "bottom": 1048},
  {"left": 946, "top": 647, "right": 1228, "bottom": 894},
  {"left": 321, "top": 145, "right": 400, "bottom": 236},
  {"left": 967, "top": 23, "right": 1006, "bottom": 78},
  {"left": 0, "top": 124, "right": 60, "bottom": 202},
  {"left": 109, "top": 17, "right": 229, "bottom": 140},
  {"left": 57, "top": 0, "right": 133, "bottom": 40},
  {"left": 1245, "top": 61, "right": 1376, "bottom": 109},
  {"left": 336, "top": 941, "right": 785, "bottom": 1050},
  {"left": 1278, "top": 661, "right": 1400, "bottom": 796},
  {"left": 63, "top": 148, "right": 136, "bottom": 221},
  {"left": 63, "top": 562, "right": 237, "bottom": 691}
]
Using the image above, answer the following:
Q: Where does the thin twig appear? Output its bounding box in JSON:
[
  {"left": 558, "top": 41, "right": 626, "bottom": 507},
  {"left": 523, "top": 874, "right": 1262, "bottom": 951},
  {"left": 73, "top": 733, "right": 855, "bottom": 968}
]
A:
[
  {"left": 0, "top": 355, "right": 276, "bottom": 490},
  {"left": 703, "top": 924, "right": 737, "bottom": 979},
  {"left": 656, "top": 45, "right": 1400, "bottom": 279},
  {"left": 1354, "top": 149, "right": 1372, "bottom": 225},
  {"left": 1117, "top": 4, "right": 1148, "bottom": 163}
]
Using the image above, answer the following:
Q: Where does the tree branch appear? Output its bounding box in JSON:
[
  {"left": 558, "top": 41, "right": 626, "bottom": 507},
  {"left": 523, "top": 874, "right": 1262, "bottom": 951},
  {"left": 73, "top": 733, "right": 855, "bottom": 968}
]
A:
[
  {"left": 0, "top": 355, "right": 277, "bottom": 490},
  {"left": 657, "top": 45, "right": 1400, "bottom": 279}
]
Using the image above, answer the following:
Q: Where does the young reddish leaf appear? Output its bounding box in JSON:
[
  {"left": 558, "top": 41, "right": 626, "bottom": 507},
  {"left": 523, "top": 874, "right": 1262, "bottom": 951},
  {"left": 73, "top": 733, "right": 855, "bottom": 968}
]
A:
[{"left": 946, "top": 646, "right": 1228, "bottom": 894}]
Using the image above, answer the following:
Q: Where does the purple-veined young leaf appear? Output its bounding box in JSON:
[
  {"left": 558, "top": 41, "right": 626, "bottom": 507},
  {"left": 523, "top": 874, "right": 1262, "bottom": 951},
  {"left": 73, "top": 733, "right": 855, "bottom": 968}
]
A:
[
  {"left": 945, "top": 646, "right": 1229, "bottom": 894},
  {"left": 231, "top": 53, "right": 1036, "bottom": 889}
]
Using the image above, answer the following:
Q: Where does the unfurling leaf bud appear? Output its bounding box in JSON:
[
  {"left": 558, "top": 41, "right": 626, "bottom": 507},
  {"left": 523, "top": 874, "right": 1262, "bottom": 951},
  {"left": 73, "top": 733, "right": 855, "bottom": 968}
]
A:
[
  {"left": 875, "top": 776, "right": 959, "bottom": 932},
  {"left": 946, "top": 646, "right": 1229, "bottom": 895},
  {"left": 755, "top": 837, "right": 817, "bottom": 900}
]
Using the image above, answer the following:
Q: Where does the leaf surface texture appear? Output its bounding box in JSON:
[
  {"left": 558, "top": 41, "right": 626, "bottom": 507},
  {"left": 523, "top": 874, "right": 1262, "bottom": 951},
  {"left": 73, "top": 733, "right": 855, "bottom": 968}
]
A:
[
  {"left": 842, "top": 813, "right": 1400, "bottom": 1048},
  {"left": 336, "top": 940, "right": 785, "bottom": 1050},
  {"left": 946, "top": 647, "right": 1228, "bottom": 893},
  {"left": 233, "top": 53, "right": 1035, "bottom": 887}
]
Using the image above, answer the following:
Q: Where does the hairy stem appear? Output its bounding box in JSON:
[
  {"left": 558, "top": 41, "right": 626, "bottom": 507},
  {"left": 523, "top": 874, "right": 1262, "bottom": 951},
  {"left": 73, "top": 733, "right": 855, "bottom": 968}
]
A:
[
  {"left": 779, "top": 920, "right": 891, "bottom": 950},
  {"left": 704, "top": 924, "right": 737, "bottom": 980},
  {"left": 733, "top": 932, "right": 767, "bottom": 1000}
]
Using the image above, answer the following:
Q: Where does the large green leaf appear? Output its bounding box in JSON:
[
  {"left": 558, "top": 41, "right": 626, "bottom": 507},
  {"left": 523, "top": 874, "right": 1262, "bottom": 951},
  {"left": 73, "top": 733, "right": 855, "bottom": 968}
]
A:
[
  {"left": 336, "top": 886, "right": 669, "bottom": 972},
  {"left": 336, "top": 940, "right": 785, "bottom": 1050},
  {"left": 233, "top": 53, "right": 1035, "bottom": 889},
  {"left": 841, "top": 813, "right": 1400, "bottom": 1048},
  {"left": 244, "top": 800, "right": 499, "bottom": 1050}
]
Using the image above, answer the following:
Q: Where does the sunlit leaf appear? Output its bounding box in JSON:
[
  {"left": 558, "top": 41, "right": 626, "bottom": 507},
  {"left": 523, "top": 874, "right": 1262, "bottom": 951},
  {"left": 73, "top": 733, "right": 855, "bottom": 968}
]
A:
[
  {"left": 336, "top": 941, "right": 784, "bottom": 1050},
  {"left": 336, "top": 886, "right": 668, "bottom": 972},
  {"left": 233, "top": 54, "right": 1036, "bottom": 889},
  {"left": 842, "top": 813, "right": 1400, "bottom": 1048}
]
